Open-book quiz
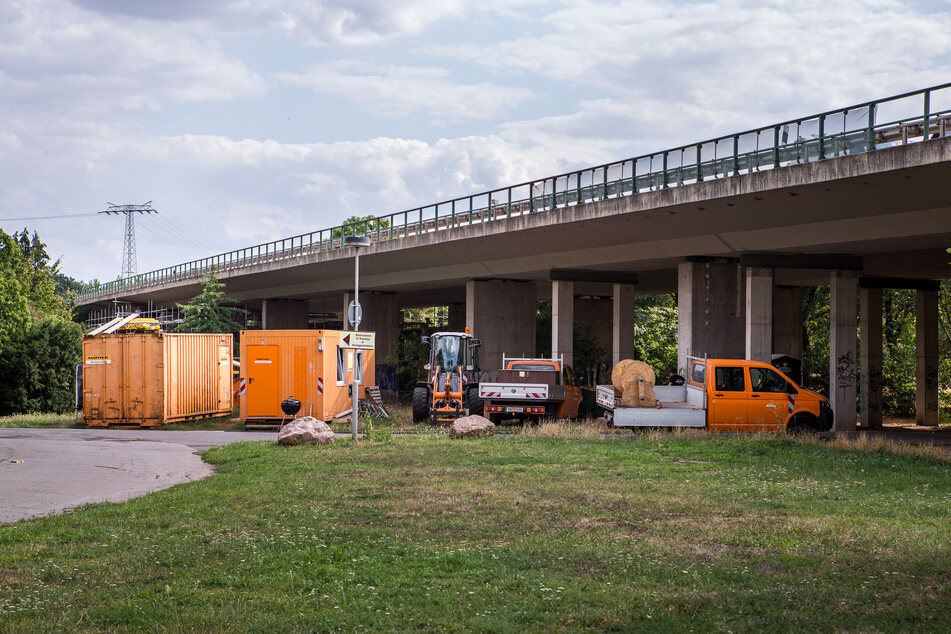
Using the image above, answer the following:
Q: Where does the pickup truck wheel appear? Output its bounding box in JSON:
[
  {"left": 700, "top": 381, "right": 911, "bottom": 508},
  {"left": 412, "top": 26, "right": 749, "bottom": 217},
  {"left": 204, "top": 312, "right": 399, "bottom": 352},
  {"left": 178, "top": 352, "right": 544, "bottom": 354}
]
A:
[
  {"left": 466, "top": 387, "right": 484, "bottom": 416},
  {"left": 412, "top": 387, "right": 431, "bottom": 423},
  {"left": 787, "top": 413, "right": 820, "bottom": 434}
]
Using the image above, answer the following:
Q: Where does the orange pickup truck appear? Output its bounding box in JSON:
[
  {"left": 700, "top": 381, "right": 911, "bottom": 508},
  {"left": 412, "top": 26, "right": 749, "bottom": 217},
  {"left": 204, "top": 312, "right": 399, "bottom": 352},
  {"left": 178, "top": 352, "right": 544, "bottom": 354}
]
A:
[
  {"left": 597, "top": 357, "right": 832, "bottom": 433},
  {"left": 479, "top": 355, "right": 583, "bottom": 423}
]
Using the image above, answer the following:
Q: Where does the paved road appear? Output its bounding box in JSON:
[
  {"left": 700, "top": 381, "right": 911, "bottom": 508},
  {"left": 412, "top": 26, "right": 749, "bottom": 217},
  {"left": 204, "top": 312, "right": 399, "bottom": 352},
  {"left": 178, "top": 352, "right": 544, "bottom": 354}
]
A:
[{"left": 0, "top": 428, "right": 277, "bottom": 524}]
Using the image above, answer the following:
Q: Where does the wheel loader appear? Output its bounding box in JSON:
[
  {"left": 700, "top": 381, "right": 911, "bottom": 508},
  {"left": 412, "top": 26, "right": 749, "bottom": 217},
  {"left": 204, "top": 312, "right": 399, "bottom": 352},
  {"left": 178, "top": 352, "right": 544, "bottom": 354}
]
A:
[{"left": 412, "top": 330, "right": 482, "bottom": 425}]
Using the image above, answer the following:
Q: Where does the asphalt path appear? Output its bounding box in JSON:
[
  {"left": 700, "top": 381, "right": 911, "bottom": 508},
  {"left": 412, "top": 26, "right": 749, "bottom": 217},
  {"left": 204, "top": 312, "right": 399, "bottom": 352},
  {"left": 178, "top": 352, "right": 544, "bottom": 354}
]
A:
[{"left": 0, "top": 428, "right": 277, "bottom": 524}]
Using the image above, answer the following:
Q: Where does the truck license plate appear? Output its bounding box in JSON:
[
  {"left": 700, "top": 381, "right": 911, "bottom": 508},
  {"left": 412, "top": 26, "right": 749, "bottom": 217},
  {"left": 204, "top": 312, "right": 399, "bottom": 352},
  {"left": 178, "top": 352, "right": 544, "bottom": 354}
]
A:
[{"left": 504, "top": 406, "right": 524, "bottom": 413}]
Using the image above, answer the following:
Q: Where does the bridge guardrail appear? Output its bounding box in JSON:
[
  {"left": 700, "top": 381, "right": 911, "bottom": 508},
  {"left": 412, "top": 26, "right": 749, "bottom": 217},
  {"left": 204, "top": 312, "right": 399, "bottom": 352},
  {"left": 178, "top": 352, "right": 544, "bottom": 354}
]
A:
[{"left": 78, "top": 83, "right": 951, "bottom": 301}]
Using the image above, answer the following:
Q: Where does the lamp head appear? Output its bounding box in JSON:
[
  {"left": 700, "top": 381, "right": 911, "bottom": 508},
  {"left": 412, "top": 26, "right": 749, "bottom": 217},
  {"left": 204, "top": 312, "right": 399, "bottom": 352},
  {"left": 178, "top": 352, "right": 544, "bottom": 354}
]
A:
[{"left": 343, "top": 235, "right": 371, "bottom": 248}]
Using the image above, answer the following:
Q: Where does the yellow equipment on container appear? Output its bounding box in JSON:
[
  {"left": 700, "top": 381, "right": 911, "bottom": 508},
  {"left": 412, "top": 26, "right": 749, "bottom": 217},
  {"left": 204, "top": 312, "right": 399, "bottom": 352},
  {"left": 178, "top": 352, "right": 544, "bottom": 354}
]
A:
[
  {"left": 82, "top": 332, "right": 233, "bottom": 427},
  {"left": 239, "top": 329, "right": 376, "bottom": 424},
  {"left": 115, "top": 317, "right": 161, "bottom": 332}
]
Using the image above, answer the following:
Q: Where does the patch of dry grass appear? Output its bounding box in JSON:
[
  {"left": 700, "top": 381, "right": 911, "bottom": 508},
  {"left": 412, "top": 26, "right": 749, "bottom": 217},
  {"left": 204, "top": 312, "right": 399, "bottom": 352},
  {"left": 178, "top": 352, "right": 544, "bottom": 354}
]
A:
[
  {"left": 518, "top": 418, "right": 610, "bottom": 439},
  {"left": 803, "top": 432, "right": 951, "bottom": 462}
]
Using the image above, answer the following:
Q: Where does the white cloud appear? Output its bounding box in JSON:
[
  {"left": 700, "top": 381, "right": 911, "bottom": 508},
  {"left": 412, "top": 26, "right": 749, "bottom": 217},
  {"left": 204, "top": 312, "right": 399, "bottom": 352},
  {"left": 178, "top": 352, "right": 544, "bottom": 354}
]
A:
[
  {"left": 278, "top": 61, "right": 535, "bottom": 119},
  {"left": 70, "top": 0, "right": 467, "bottom": 45},
  {"left": 429, "top": 0, "right": 951, "bottom": 126},
  {"left": 0, "top": 0, "right": 266, "bottom": 118},
  {"left": 3, "top": 0, "right": 950, "bottom": 286}
]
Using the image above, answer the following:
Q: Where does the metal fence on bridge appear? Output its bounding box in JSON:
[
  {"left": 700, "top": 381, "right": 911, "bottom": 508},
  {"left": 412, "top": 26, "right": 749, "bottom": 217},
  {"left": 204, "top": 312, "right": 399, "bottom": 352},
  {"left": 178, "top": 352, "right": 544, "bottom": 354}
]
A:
[{"left": 78, "top": 83, "right": 951, "bottom": 302}]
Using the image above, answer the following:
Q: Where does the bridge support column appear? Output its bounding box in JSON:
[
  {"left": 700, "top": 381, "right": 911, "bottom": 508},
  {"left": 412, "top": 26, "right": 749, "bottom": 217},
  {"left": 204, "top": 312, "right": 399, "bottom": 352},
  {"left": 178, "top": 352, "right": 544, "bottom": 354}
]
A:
[
  {"left": 551, "top": 281, "right": 573, "bottom": 366},
  {"left": 677, "top": 261, "right": 744, "bottom": 374},
  {"left": 344, "top": 292, "right": 399, "bottom": 363},
  {"left": 829, "top": 271, "right": 858, "bottom": 432},
  {"left": 916, "top": 289, "right": 939, "bottom": 427},
  {"left": 448, "top": 303, "right": 466, "bottom": 332},
  {"left": 860, "top": 287, "right": 883, "bottom": 429},
  {"left": 612, "top": 283, "right": 635, "bottom": 366},
  {"left": 772, "top": 286, "right": 803, "bottom": 360},
  {"left": 262, "top": 299, "right": 308, "bottom": 329},
  {"left": 745, "top": 267, "right": 773, "bottom": 363},
  {"left": 466, "top": 280, "right": 536, "bottom": 372}
]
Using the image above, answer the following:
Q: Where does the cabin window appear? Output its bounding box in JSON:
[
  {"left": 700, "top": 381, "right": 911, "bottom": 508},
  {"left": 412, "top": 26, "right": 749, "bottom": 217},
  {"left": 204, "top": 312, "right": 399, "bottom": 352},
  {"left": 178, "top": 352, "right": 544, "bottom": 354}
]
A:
[
  {"left": 714, "top": 366, "right": 745, "bottom": 392},
  {"left": 750, "top": 367, "right": 795, "bottom": 393},
  {"left": 336, "top": 347, "right": 346, "bottom": 384}
]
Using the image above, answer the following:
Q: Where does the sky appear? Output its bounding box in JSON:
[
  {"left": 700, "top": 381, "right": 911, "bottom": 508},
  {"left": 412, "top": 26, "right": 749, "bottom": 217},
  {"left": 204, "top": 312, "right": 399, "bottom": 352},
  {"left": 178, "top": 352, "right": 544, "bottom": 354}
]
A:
[{"left": 1, "top": 0, "right": 950, "bottom": 283}]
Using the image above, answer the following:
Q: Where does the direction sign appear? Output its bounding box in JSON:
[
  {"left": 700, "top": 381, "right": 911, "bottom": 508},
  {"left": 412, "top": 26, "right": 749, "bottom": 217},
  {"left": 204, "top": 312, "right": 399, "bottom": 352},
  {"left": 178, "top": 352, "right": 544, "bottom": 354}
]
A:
[
  {"left": 339, "top": 331, "right": 375, "bottom": 349},
  {"left": 347, "top": 300, "right": 363, "bottom": 329}
]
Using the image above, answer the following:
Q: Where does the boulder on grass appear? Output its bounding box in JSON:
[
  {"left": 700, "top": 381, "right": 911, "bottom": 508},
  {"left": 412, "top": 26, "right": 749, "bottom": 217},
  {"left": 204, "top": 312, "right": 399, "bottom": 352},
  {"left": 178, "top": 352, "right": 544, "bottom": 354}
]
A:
[
  {"left": 278, "top": 416, "right": 335, "bottom": 446},
  {"left": 449, "top": 415, "right": 495, "bottom": 439}
]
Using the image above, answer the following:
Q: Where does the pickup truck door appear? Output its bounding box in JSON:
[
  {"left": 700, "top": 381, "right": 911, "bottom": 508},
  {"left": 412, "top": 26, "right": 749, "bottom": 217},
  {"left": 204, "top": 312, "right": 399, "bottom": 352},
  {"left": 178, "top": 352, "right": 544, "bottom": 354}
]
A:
[
  {"left": 748, "top": 366, "right": 794, "bottom": 431},
  {"left": 707, "top": 364, "right": 749, "bottom": 431}
]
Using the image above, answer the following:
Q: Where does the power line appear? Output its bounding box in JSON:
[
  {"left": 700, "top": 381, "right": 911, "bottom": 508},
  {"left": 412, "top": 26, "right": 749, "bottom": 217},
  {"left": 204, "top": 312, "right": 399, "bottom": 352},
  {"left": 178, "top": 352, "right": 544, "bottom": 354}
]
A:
[{"left": 0, "top": 211, "right": 100, "bottom": 221}]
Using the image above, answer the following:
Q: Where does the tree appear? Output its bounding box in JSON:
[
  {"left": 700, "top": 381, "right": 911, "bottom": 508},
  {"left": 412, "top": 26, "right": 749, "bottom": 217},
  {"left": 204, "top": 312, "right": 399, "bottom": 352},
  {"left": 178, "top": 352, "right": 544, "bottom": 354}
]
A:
[
  {"left": 631, "top": 293, "right": 678, "bottom": 376},
  {"left": 0, "top": 318, "right": 82, "bottom": 415},
  {"left": 332, "top": 215, "right": 390, "bottom": 239},
  {"left": 174, "top": 271, "right": 248, "bottom": 337},
  {"left": 0, "top": 228, "right": 82, "bottom": 414}
]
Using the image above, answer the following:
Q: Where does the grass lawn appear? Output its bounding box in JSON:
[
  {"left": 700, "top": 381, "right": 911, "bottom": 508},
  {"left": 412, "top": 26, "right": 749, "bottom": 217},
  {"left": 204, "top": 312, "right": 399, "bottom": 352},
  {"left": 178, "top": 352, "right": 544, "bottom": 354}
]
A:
[{"left": 1, "top": 431, "right": 949, "bottom": 631}]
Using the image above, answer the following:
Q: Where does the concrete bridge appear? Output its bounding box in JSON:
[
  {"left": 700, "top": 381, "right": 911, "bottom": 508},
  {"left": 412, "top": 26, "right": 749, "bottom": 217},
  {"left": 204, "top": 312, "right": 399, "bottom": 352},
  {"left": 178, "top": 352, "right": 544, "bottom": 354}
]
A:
[{"left": 79, "top": 84, "right": 951, "bottom": 431}]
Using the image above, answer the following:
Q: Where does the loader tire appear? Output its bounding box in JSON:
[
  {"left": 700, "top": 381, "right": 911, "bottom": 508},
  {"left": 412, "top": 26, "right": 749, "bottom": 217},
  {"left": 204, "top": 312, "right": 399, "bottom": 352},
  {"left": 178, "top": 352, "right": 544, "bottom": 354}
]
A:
[
  {"left": 412, "top": 387, "right": 431, "bottom": 423},
  {"left": 466, "top": 387, "right": 484, "bottom": 416}
]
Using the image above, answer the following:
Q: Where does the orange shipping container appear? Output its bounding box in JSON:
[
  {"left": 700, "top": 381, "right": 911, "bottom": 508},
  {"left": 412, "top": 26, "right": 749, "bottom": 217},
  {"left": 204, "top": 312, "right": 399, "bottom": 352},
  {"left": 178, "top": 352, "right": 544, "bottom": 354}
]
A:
[
  {"left": 83, "top": 333, "right": 233, "bottom": 427},
  {"left": 239, "top": 330, "right": 375, "bottom": 423}
]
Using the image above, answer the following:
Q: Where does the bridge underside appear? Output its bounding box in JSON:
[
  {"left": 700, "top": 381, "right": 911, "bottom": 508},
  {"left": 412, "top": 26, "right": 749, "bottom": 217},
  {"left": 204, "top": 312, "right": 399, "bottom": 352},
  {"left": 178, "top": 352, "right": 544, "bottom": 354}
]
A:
[{"left": 83, "top": 138, "right": 951, "bottom": 430}]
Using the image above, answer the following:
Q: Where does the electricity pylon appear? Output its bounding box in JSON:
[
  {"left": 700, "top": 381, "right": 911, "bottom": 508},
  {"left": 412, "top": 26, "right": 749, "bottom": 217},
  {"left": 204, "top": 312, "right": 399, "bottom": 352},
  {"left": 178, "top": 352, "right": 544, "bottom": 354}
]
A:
[{"left": 99, "top": 202, "right": 157, "bottom": 278}]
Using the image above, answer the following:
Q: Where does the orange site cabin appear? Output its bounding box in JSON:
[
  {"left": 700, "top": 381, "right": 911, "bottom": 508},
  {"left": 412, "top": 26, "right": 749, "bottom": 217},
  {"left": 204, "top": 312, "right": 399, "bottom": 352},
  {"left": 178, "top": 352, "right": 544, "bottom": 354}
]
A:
[{"left": 239, "top": 329, "right": 376, "bottom": 423}]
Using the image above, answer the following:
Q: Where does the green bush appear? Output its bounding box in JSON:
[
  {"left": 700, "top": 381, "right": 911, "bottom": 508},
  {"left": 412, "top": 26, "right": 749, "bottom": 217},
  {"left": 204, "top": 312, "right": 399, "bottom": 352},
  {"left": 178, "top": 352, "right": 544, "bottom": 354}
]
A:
[{"left": 0, "top": 318, "right": 82, "bottom": 415}]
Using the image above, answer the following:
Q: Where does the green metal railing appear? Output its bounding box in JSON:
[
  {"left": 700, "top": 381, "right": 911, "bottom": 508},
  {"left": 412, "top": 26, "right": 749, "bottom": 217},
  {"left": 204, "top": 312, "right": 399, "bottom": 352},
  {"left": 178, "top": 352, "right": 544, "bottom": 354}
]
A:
[{"left": 78, "top": 83, "right": 951, "bottom": 301}]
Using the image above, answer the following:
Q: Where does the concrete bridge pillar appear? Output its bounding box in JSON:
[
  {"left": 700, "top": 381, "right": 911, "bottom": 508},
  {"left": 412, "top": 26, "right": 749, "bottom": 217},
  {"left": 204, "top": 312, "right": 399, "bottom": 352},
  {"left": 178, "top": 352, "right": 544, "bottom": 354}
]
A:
[
  {"left": 745, "top": 267, "right": 773, "bottom": 363},
  {"left": 261, "top": 299, "right": 308, "bottom": 329},
  {"left": 829, "top": 271, "right": 858, "bottom": 431},
  {"left": 612, "top": 283, "right": 636, "bottom": 366},
  {"left": 860, "top": 287, "right": 883, "bottom": 429},
  {"left": 466, "top": 280, "right": 536, "bottom": 372},
  {"left": 447, "top": 303, "right": 466, "bottom": 332},
  {"left": 677, "top": 261, "right": 744, "bottom": 374},
  {"left": 344, "top": 291, "right": 399, "bottom": 363},
  {"left": 772, "top": 286, "right": 803, "bottom": 360},
  {"left": 916, "top": 289, "right": 939, "bottom": 427},
  {"left": 552, "top": 280, "right": 574, "bottom": 366}
]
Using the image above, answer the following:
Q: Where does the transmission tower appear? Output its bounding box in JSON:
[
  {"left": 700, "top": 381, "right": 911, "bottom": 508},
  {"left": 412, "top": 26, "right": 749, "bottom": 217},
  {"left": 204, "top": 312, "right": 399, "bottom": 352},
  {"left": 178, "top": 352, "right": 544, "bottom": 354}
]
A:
[{"left": 99, "top": 202, "right": 157, "bottom": 278}]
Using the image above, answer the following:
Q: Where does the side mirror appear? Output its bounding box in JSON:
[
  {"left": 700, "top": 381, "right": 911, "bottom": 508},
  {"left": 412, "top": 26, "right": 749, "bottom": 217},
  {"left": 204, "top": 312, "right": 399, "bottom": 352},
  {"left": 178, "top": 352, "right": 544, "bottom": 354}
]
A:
[
  {"left": 424, "top": 363, "right": 431, "bottom": 371},
  {"left": 471, "top": 339, "right": 481, "bottom": 347},
  {"left": 421, "top": 336, "right": 430, "bottom": 345}
]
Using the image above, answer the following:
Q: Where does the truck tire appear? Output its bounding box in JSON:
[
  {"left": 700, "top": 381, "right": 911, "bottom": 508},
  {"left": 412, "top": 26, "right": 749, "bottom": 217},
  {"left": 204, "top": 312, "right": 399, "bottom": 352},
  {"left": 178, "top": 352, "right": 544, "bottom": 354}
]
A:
[
  {"left": 412, "top": 387, "right": 431, "bottom": 423},
  {"left": 466, "top": 386, "right": 484, "bottom": 416},
  {"left": 488, "top": 412, "right": 502, "bottom": 425},
  {"left": 786, "top": 413, "right": 820, "bottom": 434}
]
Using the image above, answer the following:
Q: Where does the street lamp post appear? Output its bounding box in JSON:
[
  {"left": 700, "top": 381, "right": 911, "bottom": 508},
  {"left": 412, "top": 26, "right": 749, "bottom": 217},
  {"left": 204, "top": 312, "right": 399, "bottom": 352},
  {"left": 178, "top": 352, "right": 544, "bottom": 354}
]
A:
[{"left": 343, "top": 235, "right": 371, "bottom": 441}]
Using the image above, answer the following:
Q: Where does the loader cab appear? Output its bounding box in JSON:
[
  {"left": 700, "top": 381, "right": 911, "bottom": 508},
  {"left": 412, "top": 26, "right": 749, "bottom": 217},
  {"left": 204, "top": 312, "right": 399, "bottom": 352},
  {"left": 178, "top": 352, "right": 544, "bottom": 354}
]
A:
[{"left": 422, "top": 332, "right": 480, "bottom": 377}]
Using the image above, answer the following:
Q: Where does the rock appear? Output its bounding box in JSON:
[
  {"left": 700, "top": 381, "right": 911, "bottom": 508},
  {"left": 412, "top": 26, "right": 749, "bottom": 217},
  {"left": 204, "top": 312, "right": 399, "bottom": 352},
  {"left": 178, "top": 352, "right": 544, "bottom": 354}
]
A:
[
  {"left": 449, "top": 415, "right": 495, "bottom": 439},
  {"left": 277, "top": 416, "right": 335, "bottom": 446}
]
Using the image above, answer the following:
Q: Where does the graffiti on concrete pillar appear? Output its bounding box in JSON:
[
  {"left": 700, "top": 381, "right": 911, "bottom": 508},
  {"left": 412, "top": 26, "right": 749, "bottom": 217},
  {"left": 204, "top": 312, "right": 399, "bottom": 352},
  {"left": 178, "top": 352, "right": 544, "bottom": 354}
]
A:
[
  {"left": 835, "top": 351, "right": 856, "bottom": 389},
  {"left": 925, "top": 367, "right": 938, "bottom": 392}
]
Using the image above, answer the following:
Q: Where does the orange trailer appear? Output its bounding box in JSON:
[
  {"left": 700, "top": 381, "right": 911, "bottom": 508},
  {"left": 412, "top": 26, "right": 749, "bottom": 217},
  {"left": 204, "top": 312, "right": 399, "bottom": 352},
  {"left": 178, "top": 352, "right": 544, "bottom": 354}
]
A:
[
  {"left": 239, "top": 330, "right": 375, "bottom": 423},
  {"left": 83, "top": 332, "right": 233, "bottom": 427}
]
